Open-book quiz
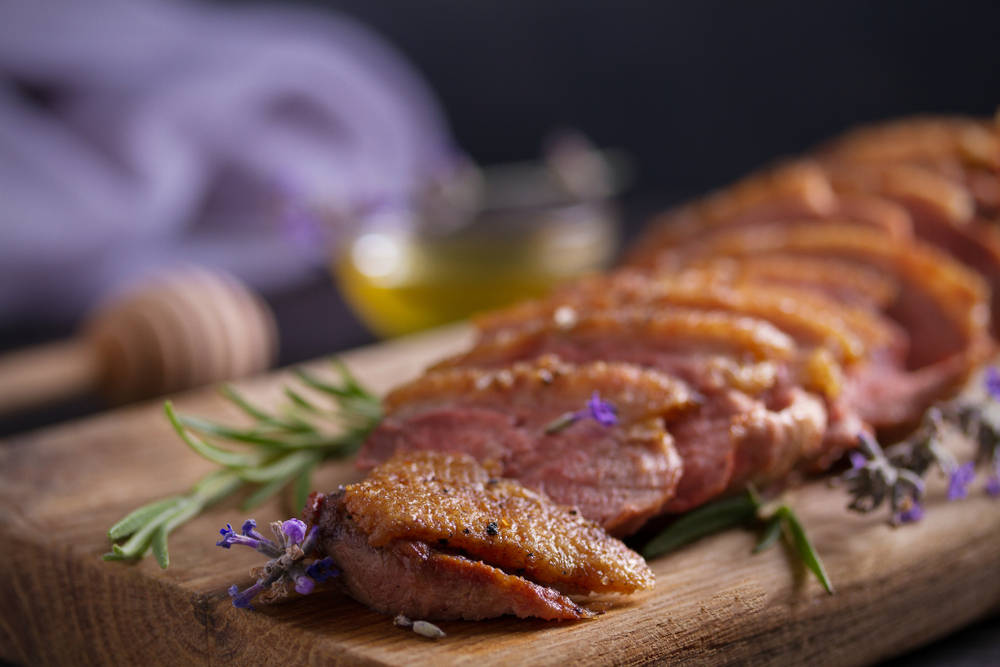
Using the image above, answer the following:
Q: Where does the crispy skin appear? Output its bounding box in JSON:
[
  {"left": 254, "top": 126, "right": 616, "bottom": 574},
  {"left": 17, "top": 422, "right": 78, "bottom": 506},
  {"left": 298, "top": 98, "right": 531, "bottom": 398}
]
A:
[
  {"left": 383, "top": 356, "right": 695, "bottom": 422},
  {"left": 311, "top": 495, "right": 593, "bottom": 621},
  {"left": 658, "top": 222, "right": 993, "bottom": 432},
  {"left": 818, "top": 116, "right": 1000, "bottom": 215},
  {"left": 820, "top": 116, "right": 1000, "bottom": 171},
  {"left": 360, "top": 358, "right": 691, "bottom": 534},
  {"left": 334, "top": 451, "right": 655, "bottom": 596},
  {"left": 825, "top": 161, "right": 1000, "bottom": 336},
  {"left": 478, "top": 269, "right": 904, "bottom": 368},
  {"left": 657, "top": 223, "right": 990, "bottom": 368},
  {"left": 626, "top": 160, "right": 914, "bottom": 268},
  {"left": 689, "top": 255, "right": 899, "bottom": 309},
  {"left": 647, "top": 270, "right": 907, "bottom": 366},
  {"left": 448, "top": 306, "right": 797, "bottom": 375}
]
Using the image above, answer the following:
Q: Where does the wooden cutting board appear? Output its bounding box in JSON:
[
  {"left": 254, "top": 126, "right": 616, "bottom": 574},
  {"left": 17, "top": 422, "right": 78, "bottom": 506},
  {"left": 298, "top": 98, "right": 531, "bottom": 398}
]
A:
[{"left": 2, "top": 324, "right": 1000, "bottom": 666}]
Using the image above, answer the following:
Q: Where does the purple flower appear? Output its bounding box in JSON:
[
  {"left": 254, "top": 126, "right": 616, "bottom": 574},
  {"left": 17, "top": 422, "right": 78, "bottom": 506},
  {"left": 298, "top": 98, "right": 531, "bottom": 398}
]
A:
[
  {"left": 947, "top": 462, "right": 976, "bottom": 501},
  {"left": 282, "top": 518, "right": 307, "bottom": 546},
  {"left": 545, "top": 392, "right": 619, "bottom": 434},
  {"left": 985, "top": 366, "right": 1000, "bottom": 401},
  {"left": 306, "top": 557, "right": 339, "bottom": 583},
  {"left": 986, "top": 473, "right": 1000, "bottom": 498},
  {"left": 217, "top": 523, "right": 255, "bottom": 549},
  {"left": 894, "top": 502, "right": 924, "bottom": 524},
  {"left": 228, "top": 581, "right": 265, "bottom": 610},
  {"left": 216, "top": 522, "right": 281, "bottom": 556},
  {"left": 848, "top": 451, "right": 868, "bottom": 470},
  {"left": 218, "top": 516, "right": 336, "bottom": 611},
  {"left": 583, "top": 391, "right": 618, "bottom": 427},
  {"left": 294, "top": 575, "right": 315, "bottom": 595}
]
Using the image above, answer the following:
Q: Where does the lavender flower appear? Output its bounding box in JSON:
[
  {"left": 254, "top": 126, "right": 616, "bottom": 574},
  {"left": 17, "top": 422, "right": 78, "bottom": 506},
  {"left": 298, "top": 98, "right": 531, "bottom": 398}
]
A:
[
  {"left": 282, "top": 518, "right": 307, "bottom": 545},
  {"left": 986, "top": 472, "right": 1000, "bottom": 498},
  {"left": 894, "top": 501, "right": 924, "bottom": 525},
  {"left": 985, "top": 366, "right": 1000, "bottom": 401},
  {"left": 229, "top": 582, "right": 265, "bottom": 610},
  {"left": 216, "top": 523, "right": 281, "bottom": 556},
  {"left": 306, "top": 557, "right": 340, "bottom": 583},
  {"left": 947, "top": 462, "right": 976, "bottom": 501},
  {"left": 583, "top": 391, "right": 618, "bottom": 427},
  {"left": 848, "top": 450, "right": 867, "bottom": 470},
  {"left": 217, "top": 517, "right": 338, "bottom": 610},
  {"left": 294, "top": 574, "right": 315, "bottom": 595},
  {"left": 545, "top": 391, "right": 618, "bottom": 433},
  {"left": 842, "top": 433, "right": 926, "bottom": 523}
]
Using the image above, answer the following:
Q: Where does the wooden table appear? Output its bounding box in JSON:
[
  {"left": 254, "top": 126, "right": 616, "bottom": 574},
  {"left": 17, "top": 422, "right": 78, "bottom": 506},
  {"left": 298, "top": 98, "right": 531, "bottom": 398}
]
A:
[{"left": 2, "top": 324, "right": 1000, "bottom": 665}]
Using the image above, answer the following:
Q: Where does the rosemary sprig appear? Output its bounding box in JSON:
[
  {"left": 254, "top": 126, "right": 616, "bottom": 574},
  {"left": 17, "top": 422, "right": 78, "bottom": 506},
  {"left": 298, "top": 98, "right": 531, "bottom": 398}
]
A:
[
  {"left": 104, "top": 360, "right": 381, "bottom": 568},
  {"left": 642, "top": 487, "right": 833, "bottom": 594}
]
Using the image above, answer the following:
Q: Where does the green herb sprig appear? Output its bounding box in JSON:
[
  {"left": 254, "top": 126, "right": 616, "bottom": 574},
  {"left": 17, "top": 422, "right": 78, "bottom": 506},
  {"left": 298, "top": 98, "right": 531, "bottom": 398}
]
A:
[
  {"left": 104, "top": 360, "right": 381, "bottom": 568},
  {"left": 642, "top": 487, "right": 833, "bottom": 594}
]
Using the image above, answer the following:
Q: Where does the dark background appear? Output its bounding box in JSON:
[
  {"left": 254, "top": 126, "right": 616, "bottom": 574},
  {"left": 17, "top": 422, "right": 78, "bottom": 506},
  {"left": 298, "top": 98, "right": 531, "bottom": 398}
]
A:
[
  {"left": 327, "top": 0, "right": 1000, "bottom": 210},
  {"left": 2, "top": 2, "right": 999, "bottom": 662},
  {"left": 10, "top": 0, "right": 1000, "bottom": 413}
]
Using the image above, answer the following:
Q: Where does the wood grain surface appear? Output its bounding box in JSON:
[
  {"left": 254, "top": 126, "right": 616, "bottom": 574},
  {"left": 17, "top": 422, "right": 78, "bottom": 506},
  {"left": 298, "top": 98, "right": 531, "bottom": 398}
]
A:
[{"left": 2, "top": 323, "right": 1000, "bottom": 666}]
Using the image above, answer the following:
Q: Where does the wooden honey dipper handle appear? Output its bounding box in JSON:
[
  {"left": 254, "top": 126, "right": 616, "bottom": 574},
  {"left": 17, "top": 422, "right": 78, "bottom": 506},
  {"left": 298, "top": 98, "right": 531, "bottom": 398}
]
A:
[
  {"left": 0, "top": 339, "right": 102, "bottom": 414},
  {"left": 0, "top": 267, "right": 277, "bottom": 416}
]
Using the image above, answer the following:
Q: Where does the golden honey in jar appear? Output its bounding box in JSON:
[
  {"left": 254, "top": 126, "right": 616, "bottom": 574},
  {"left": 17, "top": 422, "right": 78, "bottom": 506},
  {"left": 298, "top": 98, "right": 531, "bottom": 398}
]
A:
[{"left": 334, "top": 201, "right": 619, "bottom": 338}]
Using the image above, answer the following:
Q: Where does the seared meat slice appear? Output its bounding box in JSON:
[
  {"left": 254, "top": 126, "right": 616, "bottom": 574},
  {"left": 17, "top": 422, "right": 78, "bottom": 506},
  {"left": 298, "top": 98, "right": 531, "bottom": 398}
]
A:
[
  {"left": 626, "top": 160, "right": 914, "bottom": 268},
  {"left": 449, "top": 306, "right": 798, "bottom": 377},
  {"left": 660, "top": 223, "right": 990, "bottom": 366},
  {"left": 358, "top": 358, "right": 693, "bottom": 534},
  {"left": 320, "top": 519, "right": 591, "bottom": 621},
  {"left": 825, "top": 161, "right": 1000, "bottom": 336},
  {"left": 437, "top": 306, "right": 827, "bottom": 509},
  {"left": 818, "top": 116, "right": 1000, "bottom": 215},
  {"left": 306, "top": 452, "right": 653, "bottom": 620},
  {"left": 688, "top": 255, "right": 899, "bottom": 309},
  {"left": 661, "top": 222, "right": 993, "bottom": 432},
  {"left": 478, "top": 269, "right": 906, "bottom": 370},
  {"left": 827, "top": 162, "right": 976, "bottom": 227}
]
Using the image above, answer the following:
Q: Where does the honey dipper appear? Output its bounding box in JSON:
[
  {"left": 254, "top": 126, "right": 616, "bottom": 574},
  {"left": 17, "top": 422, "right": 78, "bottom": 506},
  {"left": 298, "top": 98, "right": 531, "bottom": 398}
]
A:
[{"left": 0, "top": 267, "right": 278, "bottom": 415}]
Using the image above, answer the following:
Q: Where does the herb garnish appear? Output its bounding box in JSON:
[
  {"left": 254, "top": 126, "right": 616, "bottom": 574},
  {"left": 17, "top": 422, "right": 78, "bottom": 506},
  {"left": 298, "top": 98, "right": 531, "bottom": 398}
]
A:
[
  {"left": 841, "top": 366, "right": 1000, "bottom": 524},
  {"left": 544, "top": 391, "right": 619, "bottom": 433},
  {"left": 642, "top": 487, "right": 834, "bottom": 594},
  {"left": 104, "top": 360, "right": 381, "bottom": 567}
]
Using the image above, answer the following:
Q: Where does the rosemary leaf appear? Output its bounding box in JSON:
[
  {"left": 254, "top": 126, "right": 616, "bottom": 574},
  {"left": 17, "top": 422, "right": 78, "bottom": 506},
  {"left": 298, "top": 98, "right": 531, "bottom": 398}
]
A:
[
  {"left": 106, "top": 359, "right": 381, "bottom": 566},
  {"left": 294, "top": 461, "right": 317, "bottom": 513},
  {"left": 544, "top": 412, "right": 578, "bottom": 434},
  {"left": 642, "top": 492, "right": 758, "bottom": 559},
  {"left": 151, "top": 525, "right": 169, "bottom": 569},
  {"left": 239, "top": 449, "right": 320, "bottom": 483},
  {"left": 779, "top": 507, "right": 834, "bottom": 594},
  {"left": 284, "top": 387, "right": 326, "bottom": 414},
  {"left": 220, "top": 385, "right": 314, "bottom": 432},
  {"left": 177, "top": 416, "right": 302, "bottom": 449},
  {"left": 104, "top": 503, "right": 177, "bottom": 560},
  {"left": 296, "top": 361, "right": 366, "bottom": 399},
  {"left": 165, "top": 402, "right": 264, "bottom": 468},
  {"left": 242, "top": 475, "right": 294, "bottom": 510},
  {"left": 107, "top": 496, "right": 183, "bottom": 540},
  {"left": 240, "top": 449, "right": 321, "bottom": 509},
  {"left": 753, "top": 515, "right": 783, "bottom": 553}
]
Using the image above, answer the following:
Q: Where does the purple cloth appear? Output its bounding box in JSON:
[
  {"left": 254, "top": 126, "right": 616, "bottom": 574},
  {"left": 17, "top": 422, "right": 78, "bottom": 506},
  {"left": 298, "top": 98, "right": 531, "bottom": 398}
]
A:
[{"left": 0, "top": 0, "right": 456, "bottom": 322}]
